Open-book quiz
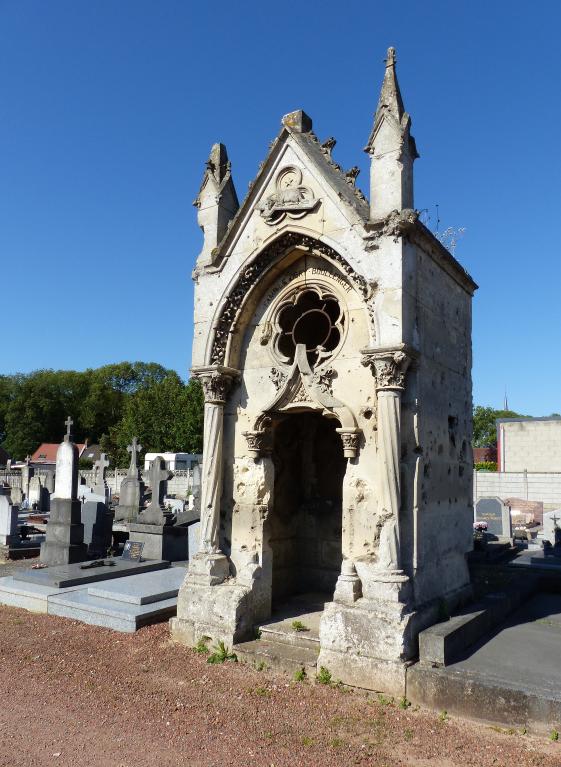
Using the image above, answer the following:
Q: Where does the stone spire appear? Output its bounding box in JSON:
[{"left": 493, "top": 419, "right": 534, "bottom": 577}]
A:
[
  {"left": 364, "top": 47, "right": 419, "bottom": 221},
  {"left": 194, "top": 143, "right": 239, "bottom": 264}
]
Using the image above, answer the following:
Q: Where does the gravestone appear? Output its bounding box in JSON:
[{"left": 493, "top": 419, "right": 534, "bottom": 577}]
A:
[
  {"left": 188, "top": 521, "right": 201, "bottom": 559},
  {"left": 93, "top": 453, "right": 110, "bottom": 501},
  {"left": 0, "top": 486, "right": 18, "bottom": 546},
  {"left": 115, "top": 437, "right": 145, "bottom": 522},
  {"left": 28, "top": 476, "right": 41, "bottom": 507},
  {"left": 475, "top": 497, "right": 512, "bottom": 541},
  {"left": 138, "top": 457, "right": 172, "bottom": 526},
  {"left": 40, "top": 416, "right": 87, "bottom": 566},
  {"left": 10, "top": 486, "right": 23, "bottom": 506},
  {"left": 543, "top": 510, "right": 561, "bottom": 547},
  {"left": 82, "top": 501, "right": 113, "bottom": 558},
  {"left": 21, "top": 457, "right": 34, "bottom": 500},
  {"left": 129, "top": 456, "right": 188, "bottom": 560},
  {"left": 43, "top": 470, "right": 55, "bottom": 494}
]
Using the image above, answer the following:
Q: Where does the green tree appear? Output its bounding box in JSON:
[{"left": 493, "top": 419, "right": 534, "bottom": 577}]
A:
[
  {"left": 472, "top": 405, "right": 526, "bottom": 448},
  {"left": 1, "top": 362, "right": 178, "bottom": 460},
  {"left": 102, "top": 376, "right": 204, "bottom": 466}
]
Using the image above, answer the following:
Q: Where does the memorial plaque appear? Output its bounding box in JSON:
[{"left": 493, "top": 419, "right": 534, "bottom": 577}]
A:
[{"left": 122, "top": 540, "right": 144, "bottom": 562}]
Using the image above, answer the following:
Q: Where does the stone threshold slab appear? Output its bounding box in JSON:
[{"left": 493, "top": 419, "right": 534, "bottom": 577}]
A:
[
  {"left": 48, "top": 590, "right": 178, "bottom": 633},
  {"left": 14, "top": 558, "right": 170, "bottom": 588},
  {"left": 88, "top": 566, "right": 187, "bottom": 605}
]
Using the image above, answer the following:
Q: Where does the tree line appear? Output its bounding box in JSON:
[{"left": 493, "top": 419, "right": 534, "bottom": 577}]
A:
[{"left": 0, "top": 362, "right": 204, "bottom": 466}]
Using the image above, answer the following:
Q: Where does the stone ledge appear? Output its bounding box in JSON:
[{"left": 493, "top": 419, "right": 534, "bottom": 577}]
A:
[
  {"left": 406, "top": 664, "right": 561, "bottom": 733},
  {"left": 418, "top": 578, "right": 538, "bottom": 667}
]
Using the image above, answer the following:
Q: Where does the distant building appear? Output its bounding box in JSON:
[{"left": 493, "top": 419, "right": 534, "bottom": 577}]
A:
[
  {"left": 30, "top": 442, "right": 86, "bottom": 470},
  {"left": 143, "top": 452, "right": 201, "bottom": 472},
  {"left": 473, "top": 446, "right": 497, "bottom": 464},
  {"left": 79, "top": 443, "right": 103, "bottom": 465},
  {"left": 497, "top": 417, "right": 561, "bottom": 472}
]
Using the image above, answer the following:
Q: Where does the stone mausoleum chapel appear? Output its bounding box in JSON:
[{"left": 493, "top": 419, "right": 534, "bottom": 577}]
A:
[{"left": 171, "top": 48, "right": 477, "bottom": 694}]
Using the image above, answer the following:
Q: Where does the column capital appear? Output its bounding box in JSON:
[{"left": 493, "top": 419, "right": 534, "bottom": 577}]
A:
[
  {"left": 192, "top": 365, "right": 240, "bottom": 404},
  {"left": 361, "top": 344, "right": 417, "bottom": 391}
]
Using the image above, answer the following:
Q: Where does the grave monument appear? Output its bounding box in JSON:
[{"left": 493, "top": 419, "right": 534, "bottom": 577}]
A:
[
  {"left": 0, "top": 485, "right": 18, "bottom": 548},
  {"left": 171, "top": 48, "right": 477, "bottom": 695},
  {"left": 115, "top": 437, "right": 145, "bottom": 522},
  {"left": 129, "top": 456, "right": 188, "bottom": 560},
  {"left": 475, "top": 497, "right": 512, "bottom": 541},
  {"left": 40, "top": 417, "right": 87, "bottom": 565}
]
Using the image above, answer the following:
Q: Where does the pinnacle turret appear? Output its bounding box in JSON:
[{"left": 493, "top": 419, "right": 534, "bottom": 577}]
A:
[{"left": 365, "top": 48, "right": 418, "bottom": 221}]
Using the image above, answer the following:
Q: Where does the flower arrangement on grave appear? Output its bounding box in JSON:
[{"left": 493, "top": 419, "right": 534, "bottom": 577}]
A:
[{"left": 473, "top": 521, "right": 488, "bottom": 542}]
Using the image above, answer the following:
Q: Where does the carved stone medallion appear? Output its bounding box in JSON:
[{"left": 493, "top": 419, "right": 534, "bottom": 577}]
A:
[{"left": 257, "top": 166, "right": 319, "bottom": 224}]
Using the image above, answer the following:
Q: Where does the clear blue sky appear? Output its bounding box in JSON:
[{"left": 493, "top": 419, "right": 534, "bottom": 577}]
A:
[{"left": 1, "top": 1, "right": 560, "bottom": 416}]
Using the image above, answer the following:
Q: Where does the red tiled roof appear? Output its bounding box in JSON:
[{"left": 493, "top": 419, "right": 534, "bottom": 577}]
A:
[{"left": 30, "top": 443, "right": 86, "bottom": 463}]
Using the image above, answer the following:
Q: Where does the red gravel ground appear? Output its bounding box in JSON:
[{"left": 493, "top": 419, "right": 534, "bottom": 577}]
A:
[{"left": 0, "top": 606, "right": 559, "bottom": 767}]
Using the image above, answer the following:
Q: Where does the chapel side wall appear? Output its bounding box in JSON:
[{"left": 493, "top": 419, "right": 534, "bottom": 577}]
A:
[{"left": 412, "top": 246, "right": 473, "bottom": 606}]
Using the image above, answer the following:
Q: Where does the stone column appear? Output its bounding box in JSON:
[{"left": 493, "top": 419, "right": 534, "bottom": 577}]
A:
[
  {"left": 362, "top": 347, "right": 412, "bottom": 576},
  {"left": 189, "top": 365, "right": 238, "bottom": 584}
]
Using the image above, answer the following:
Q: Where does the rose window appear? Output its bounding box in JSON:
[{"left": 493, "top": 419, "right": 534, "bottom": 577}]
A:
[{"left": 274, "top": 288, "right": 344, "bottom": 366}]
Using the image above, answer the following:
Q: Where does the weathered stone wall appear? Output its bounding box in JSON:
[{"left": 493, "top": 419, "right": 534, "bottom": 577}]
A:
[
  {"left": 404, "top": 240, "right": 473, "bottom": 606},
  {"left": 79, "top": 468, "right": 196, "bottom": 498}
]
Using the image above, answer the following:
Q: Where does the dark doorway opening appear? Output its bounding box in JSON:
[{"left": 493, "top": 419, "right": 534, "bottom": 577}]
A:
[{"left": 269, "top": 412, "right": 346, "bottom": 605}]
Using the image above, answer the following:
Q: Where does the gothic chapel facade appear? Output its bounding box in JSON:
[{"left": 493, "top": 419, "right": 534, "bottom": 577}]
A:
[{"left": 171, "top": 49, "right": 477, "bottom": 694}]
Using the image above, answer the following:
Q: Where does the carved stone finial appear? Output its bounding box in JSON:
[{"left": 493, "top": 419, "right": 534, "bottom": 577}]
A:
[
  {"left": 320, "top": 137, "right": 337, "bottom": 157},
  {"left": 386, "top": 47, "right": 397, "bottom": 68},
  {"left": 345, "top": 166, "right": 360, "bottom": 187},
  {"left": 362, "top": 348, "right": 412, "bottom": 391}
]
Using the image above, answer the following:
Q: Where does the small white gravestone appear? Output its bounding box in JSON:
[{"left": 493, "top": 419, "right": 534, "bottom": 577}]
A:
[
  {"left": 0, "top": 487, "right": 18, "bottom": 546},
  {"left": 543, "top": 510, "right": 561, "bottom": 546},
  {"left": 28, "top": 476, "right": 42, "bottom": 506},
  {"left": 53, "top": 416, "right": 79, "bottom": 500}
]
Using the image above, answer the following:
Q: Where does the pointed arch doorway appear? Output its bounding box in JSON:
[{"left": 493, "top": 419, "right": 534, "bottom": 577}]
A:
[{"left": 266, "top": 410, "right": 346, "bottom": 609}]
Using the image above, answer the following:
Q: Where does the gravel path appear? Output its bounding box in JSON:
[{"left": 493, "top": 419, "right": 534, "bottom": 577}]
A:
[{"left": 0, "top": 604, "right": 559, "bottom": 767}]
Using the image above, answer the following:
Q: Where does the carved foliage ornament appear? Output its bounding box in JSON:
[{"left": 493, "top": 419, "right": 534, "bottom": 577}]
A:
[
  {"left": 199, "top": 372, "right": 235, "bottom": 404},
  {"left": 362, "top": 350, "right": 411, "bottom": 390},
  {"left": 210, "top": 232, "right": 373, "bottom": 365},
  {"left": 257, "top": 167, "right": 319, "bottom": 224}
]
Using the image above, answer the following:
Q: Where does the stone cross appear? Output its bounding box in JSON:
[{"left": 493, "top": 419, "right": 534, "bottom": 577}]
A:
[
  {"left": 127, "top": 437, "right": 143, "bottom": 476},
  {"left": 149, "top": 457, "right": 169, "bottom": 507},
  {"left": 551, "top": 513, "right": 560, "bottom": 528},
  {"left": 64, "top": 416, "right": 73, "bottom": 441},
  {"left": 94, "top": 453, "right": 110, "bottom": 497}
]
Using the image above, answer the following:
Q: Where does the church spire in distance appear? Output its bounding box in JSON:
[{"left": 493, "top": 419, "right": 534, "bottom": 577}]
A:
[{"left": 365, "top": 47, "right": 419, "bottom": 221}]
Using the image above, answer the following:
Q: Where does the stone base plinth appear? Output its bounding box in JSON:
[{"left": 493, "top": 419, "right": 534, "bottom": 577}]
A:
[
  {"left": 318, "top": 597, "right": 416, "bottom": 697},
  {"left": 170, "top": 578, "right": 254, "bottom": 649},
  {"left": 114, "top": 505, "right": 139, "bottom": 523},
  {"left": 40, "top": 499, "right": 87, "bottom": 566},
  {"left": 128, "top": 523, "right": 188, "bottom": 562}
]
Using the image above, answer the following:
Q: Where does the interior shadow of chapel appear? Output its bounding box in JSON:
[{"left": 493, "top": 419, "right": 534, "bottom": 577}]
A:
[{"left": 267, "top": 412, "right": 346, "bottom": 615}]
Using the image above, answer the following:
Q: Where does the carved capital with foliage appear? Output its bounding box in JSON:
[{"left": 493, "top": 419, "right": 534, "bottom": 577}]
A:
[
  {"left": 242, "top": 430, "right": 272, "bottom": 458},
  {"left": 361, "top": 347, "right": 415, "bottom": 391},
  {"left": 193, "top": 365, "right": 240, "bottom": 405}
]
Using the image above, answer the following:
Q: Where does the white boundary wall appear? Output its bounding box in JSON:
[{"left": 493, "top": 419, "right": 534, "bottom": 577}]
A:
[{"left": 474, "top": 470, "right": 561, "bottom": 510}]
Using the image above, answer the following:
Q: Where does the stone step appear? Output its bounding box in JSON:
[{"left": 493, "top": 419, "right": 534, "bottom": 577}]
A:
[
  {"left": 234, "top": 638, "right": 319, "bottom": 676},
  {"left": 88, "top": 567, "right": 187, "bottom": 605},
  {"left": 259, "top": 623, "right": 320, "bottom": 650},
  {"left": 48, "top": 589, "right": 177, "bottom": 633}
]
